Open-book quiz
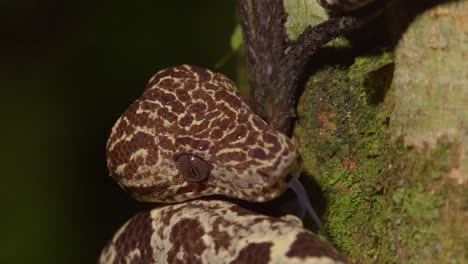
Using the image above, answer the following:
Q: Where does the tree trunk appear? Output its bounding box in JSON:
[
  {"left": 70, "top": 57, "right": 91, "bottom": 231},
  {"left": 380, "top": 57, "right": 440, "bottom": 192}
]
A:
[{"left": 285, "top": 0, "right": 467, "bottom": 263}]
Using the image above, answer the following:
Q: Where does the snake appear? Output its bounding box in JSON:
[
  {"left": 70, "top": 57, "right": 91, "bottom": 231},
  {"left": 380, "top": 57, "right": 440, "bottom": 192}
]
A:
[
  {"left": 99, "top": 1, "right": 382, "bottom": 263},
  {"left": 319, "top": 0, "right": 376, "bottom": 12},
  {"left": 99, "top": 65, "right": 346, "bottom": 264}
]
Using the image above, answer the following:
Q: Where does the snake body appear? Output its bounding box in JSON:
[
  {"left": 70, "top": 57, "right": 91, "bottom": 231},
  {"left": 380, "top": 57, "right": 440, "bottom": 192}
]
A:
[
  {"left": 99, "top": 200, "right": 345, "bottom": 264},
  {"left": 99, "top": 1, "right": 383, "bottom": 262},
  {"left": 100, "top": 65, "right": 346, "bottom": 263},
  {"left": 319, "top": 0, "right": 376, "bottom": 12}
]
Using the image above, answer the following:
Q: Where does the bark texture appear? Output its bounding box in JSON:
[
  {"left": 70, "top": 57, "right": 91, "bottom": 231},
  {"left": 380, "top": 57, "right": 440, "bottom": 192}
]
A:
[
  {"left": 285, "top": 0, "right": 467, "bottom": 263},
  {"left": 238, "top": 0, "right": 379, "bottom": 136}
]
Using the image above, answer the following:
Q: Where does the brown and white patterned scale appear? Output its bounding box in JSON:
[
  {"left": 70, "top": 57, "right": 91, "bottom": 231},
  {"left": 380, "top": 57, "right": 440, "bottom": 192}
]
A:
[
  {"left": 99, "top": 200, "right": 346, "bottom": 264},
  {"left": 106, "top": 65, "right": 300, "bottom": 203},
  {"left": 101, "top": 65, "right": 346, "bottom": 263}
]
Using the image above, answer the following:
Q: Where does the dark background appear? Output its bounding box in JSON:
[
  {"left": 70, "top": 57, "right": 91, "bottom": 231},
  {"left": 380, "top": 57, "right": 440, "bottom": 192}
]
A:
[{"left": 0, "top": 1, "right": 236, "bottom": 263}]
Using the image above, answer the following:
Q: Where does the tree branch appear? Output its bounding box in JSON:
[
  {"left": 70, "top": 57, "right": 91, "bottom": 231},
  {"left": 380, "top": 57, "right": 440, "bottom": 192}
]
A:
[{"left": 238, "top": 0, "right": 386, "bottom": 136}]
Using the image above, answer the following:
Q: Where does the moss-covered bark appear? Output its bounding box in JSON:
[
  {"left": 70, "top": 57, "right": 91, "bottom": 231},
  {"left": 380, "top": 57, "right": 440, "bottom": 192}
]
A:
[{"left": 285, "top": 0, "right": 468, "bottom": 263}]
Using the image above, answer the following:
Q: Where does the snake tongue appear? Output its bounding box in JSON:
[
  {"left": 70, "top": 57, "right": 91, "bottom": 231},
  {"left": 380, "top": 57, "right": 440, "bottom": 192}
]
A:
[{"left": 287, "top": 177, "right": 324, "bottom": 230}]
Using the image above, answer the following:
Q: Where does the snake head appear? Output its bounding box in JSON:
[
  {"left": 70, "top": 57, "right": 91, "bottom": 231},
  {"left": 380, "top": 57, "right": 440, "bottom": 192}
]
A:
[{"left": 106, "top": 65, "right": 301, "bottom": 203}]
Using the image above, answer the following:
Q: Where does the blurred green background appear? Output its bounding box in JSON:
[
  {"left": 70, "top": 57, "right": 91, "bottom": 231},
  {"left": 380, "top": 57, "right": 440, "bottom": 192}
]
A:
[{"left": 0, "top": 1, "right": 236, "bottom": 263}]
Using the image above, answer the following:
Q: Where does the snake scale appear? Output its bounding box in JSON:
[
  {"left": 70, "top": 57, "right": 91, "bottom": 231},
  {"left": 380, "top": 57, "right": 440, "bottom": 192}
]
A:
[
  {"left": 100, "top": 65, "right": 345, "bottom": 264},
  {"left": 99, "top": 1, "right": 382, "bottom": 263}
]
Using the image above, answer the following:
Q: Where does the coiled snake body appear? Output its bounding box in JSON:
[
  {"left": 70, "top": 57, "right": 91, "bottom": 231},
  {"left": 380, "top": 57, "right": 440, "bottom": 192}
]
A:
[
  {"left": 99, "top": 0, "right": 384, "bottom": 262},
  {"left": 99, "top": 65, "right": 346, "bottom": 263}
]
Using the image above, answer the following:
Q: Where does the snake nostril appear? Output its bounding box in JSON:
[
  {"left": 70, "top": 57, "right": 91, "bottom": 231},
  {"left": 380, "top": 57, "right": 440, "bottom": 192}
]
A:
[{"left": 257, "top": 169, "right": 270, "bottom": 181}]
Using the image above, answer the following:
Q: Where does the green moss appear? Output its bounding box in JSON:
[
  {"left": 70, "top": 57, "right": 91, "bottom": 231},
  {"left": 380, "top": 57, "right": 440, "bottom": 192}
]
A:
[
  {"left": 348, "top": 52, "right": 393, "bottom": 79},
  {"left": 276, "top": 1, "right": 468, "bottom": 262},
  {"left": 295, "top": 43, "right": 466, "bottom": 262},
  {"left": 378, "top": 137, "right": 467, "bottom": 263},
  {"left": 295, "top": 51, "right": 394, "bottom": 261},
  {"left": 404, "top": 188, "right": 443, "bottom": 222}
]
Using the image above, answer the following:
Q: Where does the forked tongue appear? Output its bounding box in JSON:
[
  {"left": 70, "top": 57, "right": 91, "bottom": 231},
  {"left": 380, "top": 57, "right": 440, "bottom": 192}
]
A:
[{"left": 287, "top": 177, "right": 324, "bottom": 230}]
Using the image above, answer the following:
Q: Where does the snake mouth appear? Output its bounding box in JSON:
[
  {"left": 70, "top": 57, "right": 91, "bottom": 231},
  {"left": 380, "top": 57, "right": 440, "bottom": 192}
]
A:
[{"left": 252, "top": 158, "right": 302, "bottom": 202}]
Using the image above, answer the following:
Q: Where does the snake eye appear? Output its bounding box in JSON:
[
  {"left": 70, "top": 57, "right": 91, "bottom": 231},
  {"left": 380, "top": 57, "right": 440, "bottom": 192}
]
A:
[{"left": 176, "top": 154, "right": 210, "bottom": 183}]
